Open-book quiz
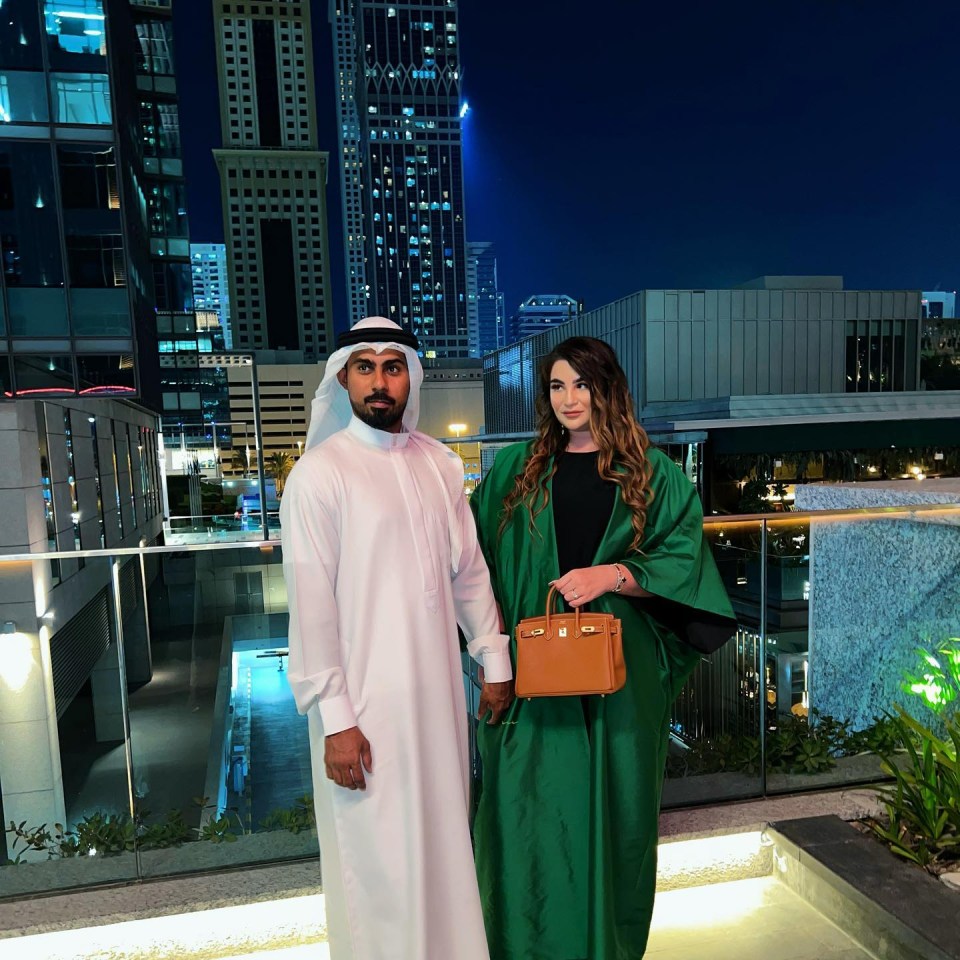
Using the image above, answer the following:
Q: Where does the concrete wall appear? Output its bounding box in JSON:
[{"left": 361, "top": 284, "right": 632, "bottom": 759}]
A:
[{"left": 796, "top": 482, "right": 960, "bottom": 730}]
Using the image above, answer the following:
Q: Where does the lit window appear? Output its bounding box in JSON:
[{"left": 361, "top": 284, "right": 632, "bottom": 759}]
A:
[
  {"left": 0, "top": 71, "right": 49, "bottom": 123},
  {"left": 44, "top": 1, "right": 107, "bottom": 58},
  {"left": 50, "top": 72, "right": 111, "bottom": 124}
]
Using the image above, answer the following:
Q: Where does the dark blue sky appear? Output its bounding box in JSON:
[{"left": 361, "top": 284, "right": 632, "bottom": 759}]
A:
[{"left": 175, "top": 1, "right": 960, "bottom": 332}]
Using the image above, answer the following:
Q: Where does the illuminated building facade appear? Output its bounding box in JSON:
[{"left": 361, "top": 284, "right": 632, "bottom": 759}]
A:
[
  {"left": 0, "top": 0, "right": 161, "bottom": 402},
  {"left": 212, "top": 0, "right": 334, "bottom": 361},
  {"left": 332, "top": 0, "right": 470, "bottom": 357},
  {"left": 466, "top": 240, "right": 504, "bottom": 356},
  {"left": 192, "top": 243, "right": 233, "bottom": 349},
  {"left": 508, "top": 293, "right": 582, "bottom": 345}
]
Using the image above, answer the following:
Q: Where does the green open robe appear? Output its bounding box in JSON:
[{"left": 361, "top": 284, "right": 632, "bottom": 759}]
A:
[{"left": 470, "top": 444, "right": 735, "bottom": 960}]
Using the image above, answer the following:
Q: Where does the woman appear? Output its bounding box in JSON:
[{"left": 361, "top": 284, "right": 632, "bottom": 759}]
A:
[{"left": 471, "top": 337, "right": 735, "bottom": 960}]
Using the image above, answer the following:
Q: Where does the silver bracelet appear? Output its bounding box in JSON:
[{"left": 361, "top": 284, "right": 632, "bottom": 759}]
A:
[{"left": 612, "top": 563, "right": 627, "bottom": 594}]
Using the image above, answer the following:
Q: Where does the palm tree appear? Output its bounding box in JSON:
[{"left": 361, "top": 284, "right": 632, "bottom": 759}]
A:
[
  {"left": 267, "top": 451, "right": 294, "bottom": 497},
  {"left": 232, "top": 447, "right": 251, "bottom": 477}
]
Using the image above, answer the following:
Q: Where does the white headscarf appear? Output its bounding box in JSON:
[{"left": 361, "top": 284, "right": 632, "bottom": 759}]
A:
[{"left": 305, "top": 316, "right": 424, "bottom": 450}]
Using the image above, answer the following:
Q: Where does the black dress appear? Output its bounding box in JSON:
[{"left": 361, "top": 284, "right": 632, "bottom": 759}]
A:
[
  {"left": 551, "top": 449, "right": 617, "bottom": 733},
  {"left": 550, "top": 448, "right": 734, "bottom": 729},
  {"left": 551, "top": 449, "right": 617, "bottom": 588}
]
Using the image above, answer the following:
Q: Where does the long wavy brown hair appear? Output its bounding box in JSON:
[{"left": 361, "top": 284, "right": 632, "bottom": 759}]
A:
[{"left": 499, "top": 337, "right": 653, "bottom": 551}]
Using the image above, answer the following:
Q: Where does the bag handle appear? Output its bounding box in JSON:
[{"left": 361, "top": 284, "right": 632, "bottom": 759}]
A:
[{"left": 544, "top": 584, "right": 582, "bottom": 634}]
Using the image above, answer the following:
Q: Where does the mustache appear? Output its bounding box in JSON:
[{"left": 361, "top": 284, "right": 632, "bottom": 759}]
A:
[{"left": 364, "top": 392, "right": 394, "bottom": 405}]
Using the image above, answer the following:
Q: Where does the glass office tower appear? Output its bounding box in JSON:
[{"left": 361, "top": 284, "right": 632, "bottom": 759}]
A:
[{"left": 0, "top": 0, "right": 160, "bottom": 401}]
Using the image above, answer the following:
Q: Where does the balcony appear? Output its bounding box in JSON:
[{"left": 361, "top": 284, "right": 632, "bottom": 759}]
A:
[{"left": 0, "top": 501, "right": 958, "bottom": 955}]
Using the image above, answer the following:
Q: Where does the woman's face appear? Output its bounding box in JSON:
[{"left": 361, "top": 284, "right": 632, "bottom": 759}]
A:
[{"left": 549, "top": 359, "right": 592, "bottom": 434}]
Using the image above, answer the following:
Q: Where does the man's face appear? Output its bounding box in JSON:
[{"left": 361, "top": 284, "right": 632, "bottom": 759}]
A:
[{"left": 337, "top": 348, "right": 411, "bottom": 433}]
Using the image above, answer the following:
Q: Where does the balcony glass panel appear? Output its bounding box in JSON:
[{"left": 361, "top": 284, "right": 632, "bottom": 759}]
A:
[
  {"left": 662, "top": 520, "right": 764, "bottom": 806},
  {"left": 1, "top": 504, "right": 958, "bottom": 897}
]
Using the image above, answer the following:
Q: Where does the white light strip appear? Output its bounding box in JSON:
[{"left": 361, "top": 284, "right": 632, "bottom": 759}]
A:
[
  {"left": 657, "top": 830, "right": 766, "bottom": 887},
  {"left": 3, "top": 893, "right": 326, "bottom": 960},
  {"left": 650, "top": 876, "right": 773, "bottom": 932}
]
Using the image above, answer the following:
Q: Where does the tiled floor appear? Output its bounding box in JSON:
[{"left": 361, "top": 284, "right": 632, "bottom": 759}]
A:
[
  {"left": 218, "top": 876, "right": 875, "bottom": 960},
  {"left": 646, "top": 876, "right": 876, "bottom": 960}
]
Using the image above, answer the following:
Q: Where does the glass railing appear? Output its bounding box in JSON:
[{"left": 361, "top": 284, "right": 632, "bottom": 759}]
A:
[
  {"left": 162, "top": 512, "right": 282, "bottom": 544},
  {"left": 1, "top": 500, "right": 958, "bottom": 899}
]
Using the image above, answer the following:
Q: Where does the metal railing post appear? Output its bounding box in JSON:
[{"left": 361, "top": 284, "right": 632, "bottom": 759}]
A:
[
  {"left": 759, "top": 519, "right": 769, "bottom": 796},
  {"left": 110, "top": 558, "right": 140, "bottom": 869}
]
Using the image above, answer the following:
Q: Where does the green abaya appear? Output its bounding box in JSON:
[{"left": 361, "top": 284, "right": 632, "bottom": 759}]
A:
[{"left": 471, "top": 444, "right": 735, "bottom": 960}]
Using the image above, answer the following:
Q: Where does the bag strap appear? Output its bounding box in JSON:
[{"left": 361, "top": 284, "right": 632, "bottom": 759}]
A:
[{"left": 544, "top": 585, "right": 582, "bottom": 634}]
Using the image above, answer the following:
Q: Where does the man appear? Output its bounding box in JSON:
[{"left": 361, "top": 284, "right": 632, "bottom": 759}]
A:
[{"left": 281, "top": 316, "right": 514, "bottom": 960}]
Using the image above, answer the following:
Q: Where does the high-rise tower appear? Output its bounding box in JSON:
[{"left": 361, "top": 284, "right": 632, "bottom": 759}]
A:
[
  {"left": 332, "top": 0, "right": 470, "bottom": 357},
  {"left": 213, "top": 0, "right": 333, "bottom": 360}
]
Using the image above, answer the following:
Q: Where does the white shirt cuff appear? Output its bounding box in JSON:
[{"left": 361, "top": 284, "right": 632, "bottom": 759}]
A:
[
  {"left": 481, "top": 648, "right": 514, "bottom": 683},
  {"left": 467, "top": 632, "right": 511, "bottom": 677},
  {"left": 318, "top": 694, "right": 358, "bottom": 735}
]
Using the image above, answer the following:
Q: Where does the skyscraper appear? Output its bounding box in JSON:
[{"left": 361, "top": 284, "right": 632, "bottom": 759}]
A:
[
  {"left": 213, "top": 0, "right": 333, "bottom": 361},
  {"left": 133, "top": 0, "right": 192, "bottom": 315},
  {"left": 332, "top": 0, "right": 470, "bottom": 357},
  {"left": 192, "top": 242, "right": 233, "bottom": 348},
  {"left": 0, "top": 0, "right": 156, "bottom": 402},
  {"left": 466, "top": 240, "right": 504, "bottom": 357},
  {"left": 131, "top": 0, "right": 234, "bottom": 453}
]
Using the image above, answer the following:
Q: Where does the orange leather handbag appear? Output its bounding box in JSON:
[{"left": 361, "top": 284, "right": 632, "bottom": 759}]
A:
[{"left": 515, "top": 585, "right": 626, "bottom": 698}]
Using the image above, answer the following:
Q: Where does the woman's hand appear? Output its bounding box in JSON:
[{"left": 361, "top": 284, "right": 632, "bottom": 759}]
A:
[{"left": 551, "top": 565, "right": 620, "bottom": 608}]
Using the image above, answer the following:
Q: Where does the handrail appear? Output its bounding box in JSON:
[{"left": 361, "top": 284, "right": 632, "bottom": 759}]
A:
[
  {"left": 1, "top": 499, "right": 958, "bottom": 563},
  {"left": 701, "top": 501, "right": 960, "bottom": 524}
]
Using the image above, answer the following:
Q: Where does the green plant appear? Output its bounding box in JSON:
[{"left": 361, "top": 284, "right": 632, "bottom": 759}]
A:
[
  {"left": 4, "top": 821, "right": 57, "bottom": 864},
  {"left": 196, "top": 813, "right": 241, "bottom": 844},
  {"left": 864, "top": 641, "right": 960, "bottom": 873},
  {"left": 190, "top": 795, "right": 245, "bottom": 844},
  {"left": 902, "top": 639, "right": 960, "bottom": 714},
  {"left": 138, "top": 809, "right": 192, "bottom": 849},
  {"left": 665, "top": 709, "right": 906, "bottom": 782},
  {"left": 4, "top": 802, "right": 239, "bottom": 864},
  {"left": 259, "top": 795, "right": 315, "bottom": 834},
  {"left": 867, "top": 710, "right": 960, "bottom": 870},
  {"left": 764, "top": 713, "right": 838, "bottom": 774},
  {"left": 842, "top": 714, "right": 903, "bottom": 756},
  {"left": 67, "top": 812, "right": 136, "bottom": 857}
]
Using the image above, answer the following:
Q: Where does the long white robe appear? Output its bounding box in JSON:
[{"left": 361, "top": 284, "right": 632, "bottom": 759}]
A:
[{"left": 280, "top": 416, "right": 511, "bottom": 960}]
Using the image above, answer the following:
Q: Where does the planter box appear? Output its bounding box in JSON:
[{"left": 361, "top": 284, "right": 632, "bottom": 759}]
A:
[
  {"left": 771, "top": 816, "right": 960, "bottom": 960},
  {"left": 662, "top": 751, "right": 893, "bottom": 808},
  {"left": 0, "top": 829, "right": 319, "bottom": 901}
]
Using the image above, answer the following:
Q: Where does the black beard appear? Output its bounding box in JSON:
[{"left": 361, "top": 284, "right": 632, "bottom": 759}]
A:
[{"left": 351, "top": 396, "right": 406, "bottom": 431}]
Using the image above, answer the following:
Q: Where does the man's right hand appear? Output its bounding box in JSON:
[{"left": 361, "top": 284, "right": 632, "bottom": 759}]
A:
[{"left": 324, "top": 726, "right": 373, "bottom": 791}]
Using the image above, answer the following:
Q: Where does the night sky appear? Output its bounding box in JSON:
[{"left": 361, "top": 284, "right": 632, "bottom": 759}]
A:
[{"left": 174, "top": 1, "right": 960, "bottom": 335}]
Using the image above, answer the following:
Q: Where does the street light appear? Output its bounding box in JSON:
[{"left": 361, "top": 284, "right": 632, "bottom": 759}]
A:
[
  {"left": 296, "top": 440, "right": 303, "bottom": 460},
  {"left": 448, "top": 422, "right": 467, "bottom": 459}
]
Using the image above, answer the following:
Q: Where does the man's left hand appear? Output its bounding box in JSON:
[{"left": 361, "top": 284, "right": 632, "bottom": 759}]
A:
[{"left": 478, "top": 680, "right": 515, "bottom": 725}]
